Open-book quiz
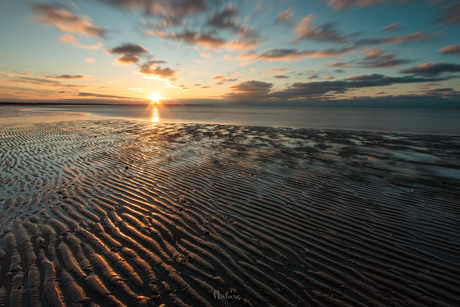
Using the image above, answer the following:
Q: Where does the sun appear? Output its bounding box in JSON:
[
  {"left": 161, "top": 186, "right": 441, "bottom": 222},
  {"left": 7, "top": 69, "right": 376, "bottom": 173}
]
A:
[{"left": 150, "top": 93, "right": 161, "bottom": 104}]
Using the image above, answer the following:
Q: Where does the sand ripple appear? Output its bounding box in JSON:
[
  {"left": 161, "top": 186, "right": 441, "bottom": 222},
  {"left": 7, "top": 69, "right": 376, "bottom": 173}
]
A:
[{"left": 1, "top": 120, "right": 460, "bottom": 306}]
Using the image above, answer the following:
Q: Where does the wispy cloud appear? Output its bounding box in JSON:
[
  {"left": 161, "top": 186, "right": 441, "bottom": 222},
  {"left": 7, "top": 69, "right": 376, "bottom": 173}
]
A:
[
  {"left": 31, "top": 4, "right": 108, "bottom": 37},
  {"left": 293, "top": 15, "right": 348, "bottom": 43},
  {"left": 439, "top": 44, "right": 460, "bottom": 56},
  {"left": 238, "top": 47, "right": 355, "bottom": 62},
  {"left": 400, "top": 62, "right": 460, "bottom": 76},
  {"left": 323, "top": 0, "right": 407, "bottom": 10},
  {"left": 275, "top": 8, "right": 294, "bottom": 24},
  {"left": 437, "top": 2, "right": 460, "bottom": 25},
  {"left": 355, "top": 32, "right": 436, "bottom": 45},
  {"left": 44, "top": 75, "right": 92, "bottom": 80},
  {"left": 58, "top": 34, "right": 103, "bottom": 49},
  {"left": 383, "top": 22, "right": 402, "bottom": 31}
]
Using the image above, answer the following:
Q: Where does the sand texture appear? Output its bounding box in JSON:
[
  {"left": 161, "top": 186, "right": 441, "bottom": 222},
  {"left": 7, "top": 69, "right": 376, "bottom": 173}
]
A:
[{"left": 1, "top": 120, "right": 460, "bottom": 307}]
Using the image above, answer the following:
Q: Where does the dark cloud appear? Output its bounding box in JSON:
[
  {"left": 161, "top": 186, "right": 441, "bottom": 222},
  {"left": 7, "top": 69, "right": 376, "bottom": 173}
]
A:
[
  {"left": 323, "top": 0, "right": 406, "bottom": 10},
  {"left": 383, "top": 22, "right": 402, "bottom": 31},
  {"left": 239, "top": 46, "right": 355, "bottom": 62},
  {"left": 207, "top": 5, "right": 241, "bottom": 32},
  {"left": 437, "top": 2, "right": 460, "bottom": 25},
  {"left": 205, "top": 5, "right": 260, "bottom": 48},
  {"left": 293, "top": 15, "right": 348, "bottom": 43},
  {"left": 107, "top": 43, "right": 148, "bottom": 65},
  {"left": 357, "top": 49, "right": 411, "bottom": 67},
  {"left": 356, "top": 32, "right": 435, "bottom": 46},
  {"left": 400, "top": 62, "right": 460, "bottom": 76},
  {"left": 162, "top": 30, "right": 226, "bottom": 47},
  {"left": 335, "top": 69, "right": 346, "bottom": 73},
  {"left": 100, "top": 0, "right": 206, "bottom": 19},
  {"left": 43, "top": 75, "right": 91, "bottom": 79},
  {"left": 31, "top": 4, "right": 108, "bottom": 37},
  {"left": 275, "top": 75, "right": 290, "bottom": 78},
  {"left": 267, "top": 74, "right": 449, "bottom": 99},
  {"left": 137, "top": 61, "right": 178, "bottom": 81},
  {"left": 224, "top": 80, "right": 273, "bottom": 100},
  {"left": 201, "top": 85, "right": 211, "bottom": 88},
  {"left": 221, "top": 73, "right": 449, "bottom": 102},
  {"left": 439, "top": 44, "right": 460, "bottom": 55},
  {"left": 108, "top": 43, "right": 147, "bottom": 54}
]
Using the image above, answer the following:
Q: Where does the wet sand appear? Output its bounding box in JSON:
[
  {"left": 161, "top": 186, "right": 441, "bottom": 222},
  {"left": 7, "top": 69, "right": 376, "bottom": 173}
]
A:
[{"left": 1, "top": 119, "right": 460, "bottom": 307}]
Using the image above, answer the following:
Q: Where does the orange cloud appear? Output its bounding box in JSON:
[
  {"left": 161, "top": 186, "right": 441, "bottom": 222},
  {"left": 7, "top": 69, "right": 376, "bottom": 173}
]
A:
[{"left": 31, "top": 4, "right": 108, "bottom": 37}]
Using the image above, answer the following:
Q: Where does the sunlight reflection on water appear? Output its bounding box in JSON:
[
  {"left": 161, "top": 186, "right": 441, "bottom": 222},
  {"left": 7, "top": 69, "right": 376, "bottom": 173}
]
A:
[{"left": 151, "top": 106, "right": 160, "bottom": 123}]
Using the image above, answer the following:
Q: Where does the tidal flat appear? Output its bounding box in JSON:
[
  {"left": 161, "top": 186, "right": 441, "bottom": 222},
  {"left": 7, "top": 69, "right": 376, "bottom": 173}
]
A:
[{"left": 0, "top": 119, "right": 460, "bottom": 307}]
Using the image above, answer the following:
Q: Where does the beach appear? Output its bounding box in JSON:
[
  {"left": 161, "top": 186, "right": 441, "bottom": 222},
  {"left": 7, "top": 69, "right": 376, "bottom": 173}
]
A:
[{"left": 1, "top": 116, "right": 460, "bottom": 307}]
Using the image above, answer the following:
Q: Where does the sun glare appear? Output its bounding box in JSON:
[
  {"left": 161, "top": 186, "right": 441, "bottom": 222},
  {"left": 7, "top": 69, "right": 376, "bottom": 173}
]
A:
[{"left": 150, "top": 93, "right": 161, "bottom": 104}]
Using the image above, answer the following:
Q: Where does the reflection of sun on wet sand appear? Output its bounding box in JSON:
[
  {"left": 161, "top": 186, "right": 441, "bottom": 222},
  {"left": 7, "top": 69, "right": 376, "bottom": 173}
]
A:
[
  {"left": 1, "top": 119, "right": 460, "bottom": 307},
  {"left": 149, "top": 93, "right": 161, "bottom": 123}
]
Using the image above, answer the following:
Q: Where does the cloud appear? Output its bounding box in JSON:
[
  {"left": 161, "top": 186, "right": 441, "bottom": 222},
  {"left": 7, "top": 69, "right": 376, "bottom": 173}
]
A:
[
  {"left": 201, "top": 85, "right": 210, "bottom": 88},
  {"left": 59, "top": 34, "right": 76, "bottom": 42},
  {"left": 155, "top": 30, "right": 226, "bottom": 48},
  {"left": 308, "top": 75, "right": 318, "bottom": 79},
  {"left": 31, "top": 4, "right": 108, "bottom": 37},
  {"left": 439, "top": 44, "right": 460, "bottom": 55},
  {"left": 323, "top": 0, "right": 404, "bottom": 10},
  {"left": 107, "top": 43, "right": 148, "bottom": 65},
  {"left": 59, "top": 35, "right": 103, "bottom": 49},
  {"left": 276, "top": 8, "right": 293, "bottom": 24},
  {"left": 0, "top": 75, "right": 85, "bottom": 88},
  {"left": 293, "top": 15, "right": 348, "bottom": 43},
  {"left": 219, "top": 73, "right": 450, "bottom": 102},
  {"left": 400, "top": 62, "right": 460, "bottom": 76},
  {"left": 78, "top": 92, "right": 136, "bottom": 99},
  {"left": 201, "top": 52, "right": 212, "bottom": 58},
  {"left": 324, "top": 76, "right": 335, "bottom": 79},
  {"left": 356, "top": 32, "right": 435, "bottom": 45},
  {"left": 383, "top": 22, "right": 402, "bottom": 31},
  {"left": 265, "top": 73, "right": 450, "bottom": 100},
  {"left": 259, "top": 68, "right": 287, "bottom": 74},
  {"left": 99, "top": 0, "right": 206, "bottom": 20},
  {"left": 86, "top": 58, "right": 95, "bottom": 63},
  {"left": 275, "top": 75, "right": 289, "bottom": 78},
  {"left": 224, "top": 80, "right": 274, "bottom": 100},
  {"left": 207, "top": 5, "right": 241, "bottom": 32},
  {"left": 147, "top": 28, "right": 258, "bottom": 50},
  {"left": 43, "top": 75, "right": 91, "bottom": 80},
  {"left": 437, "top": 2, "right": 460, "bottom": 25},
  {"left": 335, "top": 69, "right": 346, "bottom": 73},
  {"left": 137, "top": 61, "right": 177, "bottom": 81},
  {"left": 225, "top": 40, "right": 259, "bottom": 51},
  {"left": 356, "top": 49, "right": 411, "bottom": 67},
  {"left": 239, "top": 46, "right": 355, "bottom": 62},
  {"left": 212, "top": 75, "right": 237, "bottom": 84}
]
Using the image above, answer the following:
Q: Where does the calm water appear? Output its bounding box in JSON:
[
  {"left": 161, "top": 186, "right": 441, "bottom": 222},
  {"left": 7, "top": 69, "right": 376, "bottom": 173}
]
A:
[{"left": 3, "top": 105, "right": 460, "bottom": 134}]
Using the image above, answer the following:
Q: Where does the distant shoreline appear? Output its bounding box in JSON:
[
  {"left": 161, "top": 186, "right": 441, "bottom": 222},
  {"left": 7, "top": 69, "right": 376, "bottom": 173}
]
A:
[{"left": 0, "top": 102, "right": 214, "bottom": 107}]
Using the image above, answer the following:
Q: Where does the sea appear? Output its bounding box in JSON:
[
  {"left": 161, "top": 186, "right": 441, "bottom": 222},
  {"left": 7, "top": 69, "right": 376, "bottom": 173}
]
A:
[{"left": 2, "top": 105, "right": 460, "bottom": 134}]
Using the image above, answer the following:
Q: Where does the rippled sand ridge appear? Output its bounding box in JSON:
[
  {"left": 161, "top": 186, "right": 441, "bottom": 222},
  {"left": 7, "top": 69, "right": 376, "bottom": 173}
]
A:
[{"left": 1, "top": 119, "right": 460, "bottom": 307}]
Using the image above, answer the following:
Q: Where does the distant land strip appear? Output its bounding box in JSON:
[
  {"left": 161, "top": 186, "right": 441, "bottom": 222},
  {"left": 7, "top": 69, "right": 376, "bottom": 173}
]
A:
[{"left": 0, "top": 102, "right": 214, "bottom": 106}]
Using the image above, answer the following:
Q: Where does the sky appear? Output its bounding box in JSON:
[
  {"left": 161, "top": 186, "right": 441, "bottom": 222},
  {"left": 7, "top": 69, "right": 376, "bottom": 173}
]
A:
[{"left": 0, "top": 0, "right": 460, "bottom": 106}]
